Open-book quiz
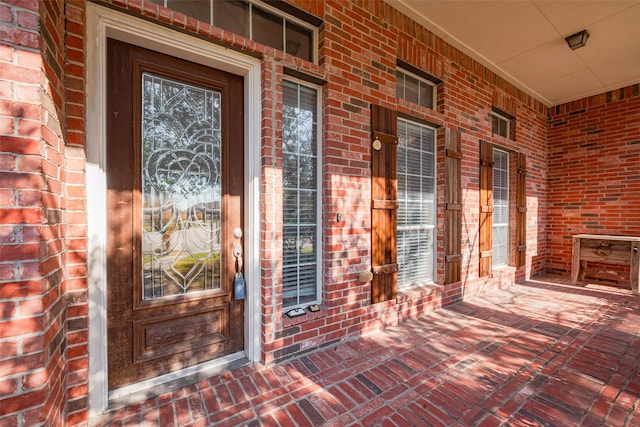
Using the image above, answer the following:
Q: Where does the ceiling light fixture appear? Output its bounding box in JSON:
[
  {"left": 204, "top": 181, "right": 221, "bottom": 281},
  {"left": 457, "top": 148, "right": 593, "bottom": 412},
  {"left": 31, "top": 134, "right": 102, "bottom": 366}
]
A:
[{"left": 565, "top": 29, "right": 589, "bottom": 50}]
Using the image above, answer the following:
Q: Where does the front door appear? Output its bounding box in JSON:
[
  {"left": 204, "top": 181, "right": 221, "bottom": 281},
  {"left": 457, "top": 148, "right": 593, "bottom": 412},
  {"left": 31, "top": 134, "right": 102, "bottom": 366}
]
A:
[{"left": 106, "top": 39, "right": 244, "bottom": 390}]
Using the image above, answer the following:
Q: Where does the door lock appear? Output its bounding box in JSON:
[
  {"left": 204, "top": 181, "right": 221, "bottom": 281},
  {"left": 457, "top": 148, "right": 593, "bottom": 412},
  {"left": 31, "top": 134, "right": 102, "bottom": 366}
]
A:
[{"left": 233, "top": 228, "right": 243, "bottom": 239}]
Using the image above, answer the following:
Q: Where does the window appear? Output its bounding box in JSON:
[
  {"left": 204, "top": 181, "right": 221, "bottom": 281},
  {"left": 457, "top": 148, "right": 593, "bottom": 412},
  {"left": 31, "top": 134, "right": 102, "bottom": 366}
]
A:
[
  {"left": 152, "top": 0, "right": 317, "bottom": 62},
  {"left": 492, "top": 149, "right": 509, "bottom": 268},
  {"left": 479, "top": 141, "right": 526, "bottom": 277},
  {"left": 491, "top": 111, "right": 511, "bottom": 138},
  {"left": 282, "top": 80, "right": 320, "bottom": 308},
  {"left": 397, "top": 119, "right": 436, "bottom": 288},
  {"left": 396, "top": 68, "right": 436, "bottom": 109}
]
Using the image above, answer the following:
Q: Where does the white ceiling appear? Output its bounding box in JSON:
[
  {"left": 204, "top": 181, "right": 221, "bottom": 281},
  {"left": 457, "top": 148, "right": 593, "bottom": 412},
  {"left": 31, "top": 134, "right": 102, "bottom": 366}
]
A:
[{"left": 389, "top": 1, "right": 640, "bottom": 106}]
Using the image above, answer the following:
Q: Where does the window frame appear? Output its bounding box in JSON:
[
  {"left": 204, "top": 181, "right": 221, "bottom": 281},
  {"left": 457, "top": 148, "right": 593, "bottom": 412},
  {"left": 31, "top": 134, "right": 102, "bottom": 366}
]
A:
[
  {"left": 248, "top": 0, "right": 318, "bottom": 62},
  {"left": 491, "top": 110, "right": 512, "bottom": 139},
  {"left": 396, "top": 67, "right": 437, "bottom": 110},
  {"left": 281, "top": 77, "right": 322, "bottom": 310},
  {"left": 491, "top": 148, "right": 510, "bottom": 269},
  {"left": 396, "top": 117, "right": 437, "bottom": 289},
  {"left": 480, "top": 141, "right": 526, "bottom": 277},
  {"left": 153, "top": 0, "right": 319, "bottom": 63}
]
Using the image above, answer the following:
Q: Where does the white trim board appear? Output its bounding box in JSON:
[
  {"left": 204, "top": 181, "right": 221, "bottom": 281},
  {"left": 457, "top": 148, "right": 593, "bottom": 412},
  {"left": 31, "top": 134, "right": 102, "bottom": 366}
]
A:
[{"left": 86, "top": 3, "right": 262, "bottom": 417}]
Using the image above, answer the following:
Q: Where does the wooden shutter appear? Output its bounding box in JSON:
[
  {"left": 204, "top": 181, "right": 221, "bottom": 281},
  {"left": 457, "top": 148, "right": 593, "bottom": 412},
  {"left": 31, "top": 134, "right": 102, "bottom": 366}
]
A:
[
  {"left": 444, "top": 128, "right": 462, "bottom": 284},
  {"left": 371, "top": 105, "right": 398, "bottom": 303},
  {"left": 479, "top": 140, "right": 493, "bottom": 277},
  {"left": 515, "top": 153, "right": 527, "bottom": 267}
]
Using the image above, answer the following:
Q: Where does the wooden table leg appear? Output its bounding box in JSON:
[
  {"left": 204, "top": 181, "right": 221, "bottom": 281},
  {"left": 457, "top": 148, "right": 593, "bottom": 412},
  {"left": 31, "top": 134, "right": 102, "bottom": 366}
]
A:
[
  {"left": 579, "top": 260, "right": 587, "bottom": 281},
  {"left": 571, "top": 237, "right": 580, "bottom": 285}
]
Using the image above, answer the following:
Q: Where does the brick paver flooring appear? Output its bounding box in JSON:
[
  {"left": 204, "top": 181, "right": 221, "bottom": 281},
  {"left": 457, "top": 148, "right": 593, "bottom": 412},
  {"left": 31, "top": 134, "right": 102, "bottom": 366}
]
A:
[{"left": 94, "top": 276, "right": 640, "bottom": 426}]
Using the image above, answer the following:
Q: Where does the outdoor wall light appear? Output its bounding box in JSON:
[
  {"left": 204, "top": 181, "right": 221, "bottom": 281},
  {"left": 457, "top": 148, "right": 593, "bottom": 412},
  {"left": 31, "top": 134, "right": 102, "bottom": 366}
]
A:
[{"left": 565, "top": 29, "right": 589, "bottom": 50}]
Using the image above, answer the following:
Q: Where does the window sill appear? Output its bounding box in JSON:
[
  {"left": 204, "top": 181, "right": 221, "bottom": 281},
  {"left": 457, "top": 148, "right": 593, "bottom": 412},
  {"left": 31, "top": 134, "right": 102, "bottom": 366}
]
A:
[
  {"left": 282, "top": 303, "right": 324, "bottom": 327},
  {"left": 396, "top": 282, "right": 443, "bottom": 303},
  {"left": 491, "top": 265, "right": 518, "bottom": 277}
]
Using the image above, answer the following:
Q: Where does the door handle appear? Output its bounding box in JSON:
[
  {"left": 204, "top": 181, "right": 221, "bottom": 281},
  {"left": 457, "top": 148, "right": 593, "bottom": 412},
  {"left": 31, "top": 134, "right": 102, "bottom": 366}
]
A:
[{"left": 233, "top": 243, "right": 243, "bottom": 274}]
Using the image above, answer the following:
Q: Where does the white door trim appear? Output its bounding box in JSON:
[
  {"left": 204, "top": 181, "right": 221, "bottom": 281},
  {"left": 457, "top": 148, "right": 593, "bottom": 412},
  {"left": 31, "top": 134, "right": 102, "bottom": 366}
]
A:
[{"left": 86, "top": 3, "right": 262, "bottom": 416}]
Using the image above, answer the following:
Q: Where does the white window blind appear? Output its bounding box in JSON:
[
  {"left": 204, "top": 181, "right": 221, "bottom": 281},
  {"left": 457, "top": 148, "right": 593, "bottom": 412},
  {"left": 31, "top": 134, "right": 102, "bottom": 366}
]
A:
[
  {"left": 282, "top": 81, "right": 320, "bottom": 308},
  {"left": 492, "top": 149, "right": 509, "bottom": 268},
  {"left": 397, "top": 119, "right": 436, "bottom": 289}
]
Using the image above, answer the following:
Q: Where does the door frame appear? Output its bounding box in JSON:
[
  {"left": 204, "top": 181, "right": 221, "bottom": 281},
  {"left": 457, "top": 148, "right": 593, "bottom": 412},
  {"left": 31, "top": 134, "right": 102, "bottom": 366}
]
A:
[{"left": 86, "top": 3, "right": 262, "bottom": 416}]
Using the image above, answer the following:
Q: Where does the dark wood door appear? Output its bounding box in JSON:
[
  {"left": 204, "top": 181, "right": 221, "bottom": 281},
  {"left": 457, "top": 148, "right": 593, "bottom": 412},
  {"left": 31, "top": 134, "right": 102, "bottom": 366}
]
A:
[{"left": 106, "top": 39, "right": 244, "bottom": 390}]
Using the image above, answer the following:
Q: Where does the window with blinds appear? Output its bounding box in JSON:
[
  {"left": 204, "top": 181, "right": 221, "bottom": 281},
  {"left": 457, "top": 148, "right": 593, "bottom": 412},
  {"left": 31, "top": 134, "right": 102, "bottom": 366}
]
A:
[
  {"left": 492, "top": 149, "right": 509, "bottom": 268},
  {"left": 396, "top": 119, "right": 436, "bottom": 288},
  {"left": 282, "top": 80, "right": 320, "bottom": 308}
]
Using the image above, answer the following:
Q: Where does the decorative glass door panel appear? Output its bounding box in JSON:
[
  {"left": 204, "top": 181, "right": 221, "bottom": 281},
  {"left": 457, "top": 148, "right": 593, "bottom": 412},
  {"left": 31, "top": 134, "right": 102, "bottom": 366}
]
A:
[
  {"left": 141, "top": 73, "right": 222, "bottom": 299},
  {"left": 106, "top": 39, "right": 244, "bottom": 390}
]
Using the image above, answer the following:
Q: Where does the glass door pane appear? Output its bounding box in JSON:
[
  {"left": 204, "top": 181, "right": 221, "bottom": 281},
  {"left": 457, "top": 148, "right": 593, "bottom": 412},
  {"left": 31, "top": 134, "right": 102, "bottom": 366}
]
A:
[{"left": 141, "top": 72, "right": 222, "bottom": 299}]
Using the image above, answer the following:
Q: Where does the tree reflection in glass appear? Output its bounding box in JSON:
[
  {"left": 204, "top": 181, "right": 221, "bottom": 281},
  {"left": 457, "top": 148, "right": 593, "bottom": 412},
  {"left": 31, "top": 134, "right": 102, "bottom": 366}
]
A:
[
  {"left": 141, "top": 73, "right": 222, "bottom": 299},
  {"left": 282, "top": 81, "right": 318, "bottom": 307}
]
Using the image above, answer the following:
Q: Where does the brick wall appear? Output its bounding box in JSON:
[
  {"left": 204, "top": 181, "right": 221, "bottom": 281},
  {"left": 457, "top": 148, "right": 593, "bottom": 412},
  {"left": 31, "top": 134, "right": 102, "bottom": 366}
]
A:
[
  {"left": 0, "top": 0, "right": 69, "bottom": 425},
  {"left": 62, "top": 0, "right": 88, "bottom": 423},
  {"left": 547, "top": 85, "right": 640, "bottom": 280},
  {"left": 259, "top": 0, "right": 548, "bottom": 363},
  {"left": 0, "top": 0, "right": 591, "bottom": 424}
]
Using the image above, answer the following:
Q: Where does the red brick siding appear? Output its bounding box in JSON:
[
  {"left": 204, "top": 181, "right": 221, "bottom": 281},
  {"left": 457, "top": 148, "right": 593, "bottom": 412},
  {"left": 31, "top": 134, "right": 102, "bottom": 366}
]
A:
[
  {"left": 78, "top": 0, "right": 548, "bottom": 369},
  {"left": 63, "top": 1, "right": 88, "bottom": 423},
  {"left": 10, "top": 0, "right": 633, "bottom": 424},
  {"left": 547, "top": 85, "right": 640, "bottom": 280},
  {"left": 0, "top": 0, "right": 68, "bottom": 425}
]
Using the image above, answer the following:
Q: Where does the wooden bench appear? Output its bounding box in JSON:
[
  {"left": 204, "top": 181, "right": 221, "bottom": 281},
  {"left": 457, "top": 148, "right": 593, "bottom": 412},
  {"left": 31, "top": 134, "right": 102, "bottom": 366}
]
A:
[{"left": 571, "top": 234, "right": 640, "bottom": 294}]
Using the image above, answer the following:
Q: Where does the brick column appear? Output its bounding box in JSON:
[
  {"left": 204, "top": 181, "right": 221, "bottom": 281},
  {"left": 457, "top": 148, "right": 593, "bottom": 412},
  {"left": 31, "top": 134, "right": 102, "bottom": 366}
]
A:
[{"left": 0, "top": 0, "right": 69, "bottom": 425}]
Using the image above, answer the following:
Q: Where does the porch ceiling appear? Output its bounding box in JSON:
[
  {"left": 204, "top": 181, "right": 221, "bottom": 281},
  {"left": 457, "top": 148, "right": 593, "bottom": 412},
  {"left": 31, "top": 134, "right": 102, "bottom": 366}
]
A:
[{"left": 389, "top": 0, "right": 640, "bottom": 106}]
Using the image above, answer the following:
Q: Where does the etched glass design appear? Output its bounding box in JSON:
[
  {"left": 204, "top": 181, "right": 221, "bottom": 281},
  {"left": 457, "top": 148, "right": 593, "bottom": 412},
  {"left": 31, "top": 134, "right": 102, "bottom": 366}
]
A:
[{"left": 141, "top": 72, "right": 222, "bottom": 299}]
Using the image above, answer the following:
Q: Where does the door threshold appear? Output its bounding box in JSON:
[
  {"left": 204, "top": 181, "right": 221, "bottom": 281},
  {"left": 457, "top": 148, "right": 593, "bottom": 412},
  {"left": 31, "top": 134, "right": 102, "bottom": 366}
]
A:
[{"left": 107, "top": 352, "right": 249, "bottom": 410}]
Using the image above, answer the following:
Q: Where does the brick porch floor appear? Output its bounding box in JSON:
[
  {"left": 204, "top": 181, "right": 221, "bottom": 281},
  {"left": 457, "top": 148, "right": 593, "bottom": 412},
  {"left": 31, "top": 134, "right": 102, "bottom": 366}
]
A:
[{"left": 93, "top": 276, "right": 640, "bottom": 426}]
